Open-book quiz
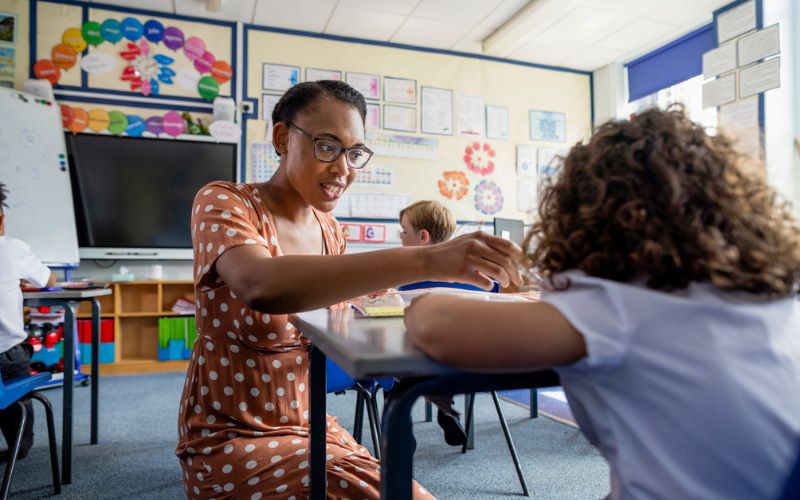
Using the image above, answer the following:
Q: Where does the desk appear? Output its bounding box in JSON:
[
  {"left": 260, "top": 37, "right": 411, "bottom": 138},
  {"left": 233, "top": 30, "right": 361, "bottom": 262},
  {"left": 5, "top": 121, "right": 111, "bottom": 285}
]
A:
[
  {"left": 295, "top": 309, "right": 560, "bottom": 500},
  {"left": 23, "top": 288, "right": 111, "bottom": 485}
]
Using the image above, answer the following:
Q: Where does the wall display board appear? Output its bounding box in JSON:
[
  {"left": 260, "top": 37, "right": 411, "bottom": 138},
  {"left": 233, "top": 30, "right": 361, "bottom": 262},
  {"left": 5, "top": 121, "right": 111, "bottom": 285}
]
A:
[
  {"left": 703, "top": 0, "right": 779, "bottom": 160},
  {"left": 244, "top": 28, "right": 591, "bottom": 222},
  {"left": 33, "top": 1, "right": 235, "bottom": 101}
]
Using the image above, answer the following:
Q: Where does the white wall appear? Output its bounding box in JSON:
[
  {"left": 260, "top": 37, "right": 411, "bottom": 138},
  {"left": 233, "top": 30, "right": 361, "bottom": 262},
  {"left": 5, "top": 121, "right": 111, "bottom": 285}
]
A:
[
  {"left": 592, "top": 62, "right": 627, "bottom": 126},
  {"left": 763, "top": 0, "right": 799, "bottom": 216}
]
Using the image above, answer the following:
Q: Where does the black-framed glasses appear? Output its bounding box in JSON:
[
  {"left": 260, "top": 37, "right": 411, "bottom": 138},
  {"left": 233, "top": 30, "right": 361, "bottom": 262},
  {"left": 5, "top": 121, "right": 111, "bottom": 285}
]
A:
[{"left": 287, "top": 122, "right": 374, "bottom": 170}]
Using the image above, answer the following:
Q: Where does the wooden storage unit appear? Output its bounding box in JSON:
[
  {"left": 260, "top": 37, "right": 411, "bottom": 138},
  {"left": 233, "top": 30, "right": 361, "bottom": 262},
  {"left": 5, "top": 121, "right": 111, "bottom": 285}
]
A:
[{"left": 77, "top": 281, "right": 194, "bottom": 374}]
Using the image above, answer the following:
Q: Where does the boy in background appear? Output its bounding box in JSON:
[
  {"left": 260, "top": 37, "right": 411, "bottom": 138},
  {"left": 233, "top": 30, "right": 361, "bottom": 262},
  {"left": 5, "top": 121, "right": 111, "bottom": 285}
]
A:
[
  {"left": 398, "top": 200, "right": 468, "bottom": 446},
  {"left": 0, "top": 182, "right": 56, "bottom": 459}
]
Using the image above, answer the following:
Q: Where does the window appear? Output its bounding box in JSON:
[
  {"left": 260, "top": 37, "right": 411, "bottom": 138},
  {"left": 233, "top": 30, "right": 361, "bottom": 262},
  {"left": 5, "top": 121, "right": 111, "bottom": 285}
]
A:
[{"left": 623, "top": 74, "right": 717, "bottom": 131}]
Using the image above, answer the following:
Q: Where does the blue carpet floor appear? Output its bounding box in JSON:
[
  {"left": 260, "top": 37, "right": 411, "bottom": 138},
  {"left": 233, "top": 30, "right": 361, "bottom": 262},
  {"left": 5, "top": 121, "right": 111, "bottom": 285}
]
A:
[{"left": 7, "top": 372, "right": 608, "bottom": 499}]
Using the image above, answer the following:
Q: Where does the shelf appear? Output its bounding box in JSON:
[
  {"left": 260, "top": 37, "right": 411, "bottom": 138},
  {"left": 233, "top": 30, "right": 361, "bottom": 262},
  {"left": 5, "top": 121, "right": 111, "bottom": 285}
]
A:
[
  {"left": 76, "top": 314, "right": 114, "bottom": 319},
  {"left": 118, "top": 312, "right": 194, "bottom": 318}
]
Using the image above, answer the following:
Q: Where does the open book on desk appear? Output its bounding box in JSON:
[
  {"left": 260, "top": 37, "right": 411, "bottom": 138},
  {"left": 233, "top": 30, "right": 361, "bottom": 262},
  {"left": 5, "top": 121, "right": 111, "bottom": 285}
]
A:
[{"left": 349, "top": 288, "right": 540, "bottom": 318}]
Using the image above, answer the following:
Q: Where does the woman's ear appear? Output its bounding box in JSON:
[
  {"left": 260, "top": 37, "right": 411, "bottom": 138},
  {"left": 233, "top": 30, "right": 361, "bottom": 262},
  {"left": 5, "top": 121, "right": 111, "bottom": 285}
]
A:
[{"left": 272, "top": 122, "right": 289, "bottom": 156}]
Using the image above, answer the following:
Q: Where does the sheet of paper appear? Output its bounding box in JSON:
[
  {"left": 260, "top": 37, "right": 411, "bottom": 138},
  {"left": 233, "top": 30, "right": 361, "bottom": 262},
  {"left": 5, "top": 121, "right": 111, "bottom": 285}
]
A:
[
  {"left": 353, "top": 163, "right": 393, "bottom": 186},
  {"left": 306, "top": 67, "right": 341, "bottom": 81},
  {"left": 517, "top": 178, "right": 537, "bottom": 212},
  {"left": 738, "top": 24, "right": 780, "bottom": 67},
  {"left": 718, "top": 97, "right": 761, "bottom": 158},
  {"left": 383, "top": 77, "right": 416, "bottom": 104},
  {"left": 366, "top": 130, "right": 438, "bottom": 160},
  {"left": 382, "top": 105, "right": 416, "bottom": 132},
  {"left": 702, "top": 73, "right": 736, "bottom": 109},
  {"left": 346, "top": 72, "right": 380, "bottom": 100},
  {"left": 703, "top": 42, "right": 737, "bottom": 79},
  {"left": 537, "top": 147, "right": 561, "bottom": 176},
  {"left": 739, "top": 57, "right": 781, "bottom": 98},
  {"left": 421, "top": 87, "right": 453, "bottom": 135},
  {"left": 486, "top": 105, "right": 509, "bottom": 140},
  {"left": 516, "top": 144, "right": 536, "bottom": 177},
  {"left": 262, "top": 63, "right": 299, "bottom": 91},
  {"left": 261, "top": 93, "right": 281, "bottom": 121},
  {"left": 529, "top": 110, "right": 566, "bottom": 142},
  {"left": 455, "top": 93, "right": 485, "bottom": 136},
  {"left": 717, "top": 0, "right": 756, "bottom": 44},
  {"left": 366, "top": 103, "right": 380, "bottom": 129},
  {"left": 251, "top": 142, "right": 280, "bottom": 182}
]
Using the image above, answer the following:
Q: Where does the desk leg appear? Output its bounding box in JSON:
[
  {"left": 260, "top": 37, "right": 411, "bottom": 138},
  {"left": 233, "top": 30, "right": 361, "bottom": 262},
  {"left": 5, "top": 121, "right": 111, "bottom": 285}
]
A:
[
  {"left": 62, "top": 303, "right": 75, "bottom": 485},
  {"left": 90, "top": 298, "right": 100, "bottom": 444},
  {"left": 309, "top": 345, "right": 327, "bottom": 500},
  {"left": 381, "top": 381, "right": 419, "bottom": 499},
  {"left": 529, "top": 388, "right": 538, "bottom": 419}
]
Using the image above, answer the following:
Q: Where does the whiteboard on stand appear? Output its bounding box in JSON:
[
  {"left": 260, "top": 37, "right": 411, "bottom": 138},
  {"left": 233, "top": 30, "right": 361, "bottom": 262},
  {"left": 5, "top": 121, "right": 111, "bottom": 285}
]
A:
[{"left": 0, "top": 88, "right": 79, "bottom": 266}]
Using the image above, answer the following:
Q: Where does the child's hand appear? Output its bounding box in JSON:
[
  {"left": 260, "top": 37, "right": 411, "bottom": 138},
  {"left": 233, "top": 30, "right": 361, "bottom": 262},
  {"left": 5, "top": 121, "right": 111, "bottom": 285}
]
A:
[{"left": 422, "top": 231, "right": 524, "bottom": 289}]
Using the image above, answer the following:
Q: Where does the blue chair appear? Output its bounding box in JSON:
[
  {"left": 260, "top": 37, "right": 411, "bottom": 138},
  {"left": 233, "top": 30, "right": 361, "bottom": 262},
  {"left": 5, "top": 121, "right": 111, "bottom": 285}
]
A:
[
  {"left": 779, "top": 443, "right": 800, "bottom": 500},
  {"left": 326, "top": 359, "right": 390, "bottom": 459},
  {"left": 0, "top": 372, "right": 60, "bottom": 499},
  {"left": 397, "top": 280, "right": 530, "bottom": 496}
]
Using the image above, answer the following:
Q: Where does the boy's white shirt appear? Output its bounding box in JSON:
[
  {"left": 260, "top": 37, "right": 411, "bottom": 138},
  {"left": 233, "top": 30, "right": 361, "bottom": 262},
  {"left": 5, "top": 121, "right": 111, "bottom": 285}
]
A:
[
  {"left": 0, "top": 236, "right": 51, "bottom": 353},
  {"left": 545, "top": 271, "right": 800, "bottom": 500}
]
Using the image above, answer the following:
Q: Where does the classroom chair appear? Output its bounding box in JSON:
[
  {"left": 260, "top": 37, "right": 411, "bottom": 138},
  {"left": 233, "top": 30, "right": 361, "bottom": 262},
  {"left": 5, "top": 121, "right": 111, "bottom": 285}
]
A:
[
  {"left": 0, "top": 372, "right": 60, "bottom": 499},
  {"left": 397, "top": 280, "right": 530, "bottom": 496},
  {"left": 326, "top": 358, "right": 388, "bottom": 459}
]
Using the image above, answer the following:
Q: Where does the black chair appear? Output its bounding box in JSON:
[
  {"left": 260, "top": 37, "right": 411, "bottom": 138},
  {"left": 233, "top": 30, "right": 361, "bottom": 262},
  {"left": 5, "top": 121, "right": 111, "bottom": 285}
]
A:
[{"left": 0, "top": 372, "right": 60, "bottom": 499}]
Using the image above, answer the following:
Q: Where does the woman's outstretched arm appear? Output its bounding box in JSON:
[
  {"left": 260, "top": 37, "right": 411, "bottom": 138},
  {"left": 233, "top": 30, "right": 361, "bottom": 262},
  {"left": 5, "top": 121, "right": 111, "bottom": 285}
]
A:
[{"left": 215, "top": 231, "right": 524, "bottom": 314}]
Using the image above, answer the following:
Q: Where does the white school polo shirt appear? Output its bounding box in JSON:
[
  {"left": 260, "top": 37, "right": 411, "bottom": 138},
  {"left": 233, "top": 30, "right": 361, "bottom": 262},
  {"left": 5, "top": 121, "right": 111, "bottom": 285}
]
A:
[
  {"left": 543, "top": 271, "right": 800, "bottom": 500},
  {"left": 0, "top": 236, "right": 51, "bottom": 354}
]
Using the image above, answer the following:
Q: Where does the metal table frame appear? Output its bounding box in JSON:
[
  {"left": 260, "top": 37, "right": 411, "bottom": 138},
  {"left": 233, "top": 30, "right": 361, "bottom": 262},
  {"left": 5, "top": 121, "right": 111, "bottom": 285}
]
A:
[
  {"left": 296, "top": 309, "right": 559, "bottom": 500},
  {"left": 24, "top": 288, "right": 110, "bottom": 484}
]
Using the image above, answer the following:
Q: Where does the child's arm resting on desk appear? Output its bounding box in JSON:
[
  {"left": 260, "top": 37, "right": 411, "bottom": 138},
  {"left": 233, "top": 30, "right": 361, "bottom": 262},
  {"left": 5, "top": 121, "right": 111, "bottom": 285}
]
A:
[{"left": 405, "top": 294, "right": 586, "bottom": 372}]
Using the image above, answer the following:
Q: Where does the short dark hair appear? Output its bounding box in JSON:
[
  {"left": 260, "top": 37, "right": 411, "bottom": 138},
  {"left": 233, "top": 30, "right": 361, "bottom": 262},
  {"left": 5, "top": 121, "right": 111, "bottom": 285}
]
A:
[
  {"left": 271, "top": 80, "right": 367, "bottom": 127},
  {"left": 0, "top": 182, "right": 7, "bottom": 209}
]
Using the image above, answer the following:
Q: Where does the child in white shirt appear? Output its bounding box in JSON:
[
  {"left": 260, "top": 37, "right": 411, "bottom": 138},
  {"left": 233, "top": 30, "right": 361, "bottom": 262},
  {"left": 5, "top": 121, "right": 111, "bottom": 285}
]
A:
[
  {"left": 405, "top": 107, "right": 800, "bottom": 499},
  {"left": 0, "top": 182, "right": 56, "bottom": 459}
]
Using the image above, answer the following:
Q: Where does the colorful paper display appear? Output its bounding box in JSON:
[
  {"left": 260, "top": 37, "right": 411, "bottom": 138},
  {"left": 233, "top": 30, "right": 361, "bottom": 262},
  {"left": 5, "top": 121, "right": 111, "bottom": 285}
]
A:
[
  {"left": 33, "top": 59, "right": 60, "bottom": 84},
  {"left": 36, "top": 16, "right": 231, "bottom": 100},
  {"left": 107, "top": 110, "right": 128, "bottom": 135},
  {"left": 51, "top": 44, "right": 77, "bottom": 70},
  {"left": 88, "top": 108, "right": 110, "bottom": 132},
  {"left": 100, "top": 19, "right": 123, "bottom": 44},
  {"left": 474, "top": 180, "right": 504, "bottom": 215},
  {"left": 69, "top": 108, "right": 89, "bottom": 133},
  {"left": 125, "top": 115, "right": 146, "bottom": 137},
  {"left": 162, "top": 111, "right": 185, "bottom": 137}
]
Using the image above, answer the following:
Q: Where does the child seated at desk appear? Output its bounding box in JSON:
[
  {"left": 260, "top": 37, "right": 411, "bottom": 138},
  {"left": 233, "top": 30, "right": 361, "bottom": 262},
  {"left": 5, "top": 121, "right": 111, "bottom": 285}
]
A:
[
  {"left": 397, "top": 200, "right": 469, "bottom": 446},
  {"left": 0, "top": 182, "right": 56, "bottom": 460},
  {"left": 405, "top": 107, "right": 800, "bottom": 500}
]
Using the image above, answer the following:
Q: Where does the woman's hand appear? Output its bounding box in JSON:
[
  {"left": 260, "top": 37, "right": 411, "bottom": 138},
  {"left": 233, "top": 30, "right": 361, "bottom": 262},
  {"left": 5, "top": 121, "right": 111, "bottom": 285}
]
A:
[{"left": 422, "top": 231, "right": 525, "bottom": 290}]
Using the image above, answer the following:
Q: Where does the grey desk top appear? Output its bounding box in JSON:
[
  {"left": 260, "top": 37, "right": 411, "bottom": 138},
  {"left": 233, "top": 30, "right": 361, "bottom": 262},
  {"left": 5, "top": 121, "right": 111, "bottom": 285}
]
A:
[
  {"left": 295, "top": 309, "right": 455, "bottom": 379},
  {"left": 22, "top": 288, "right": 112, "bottom": 300}
]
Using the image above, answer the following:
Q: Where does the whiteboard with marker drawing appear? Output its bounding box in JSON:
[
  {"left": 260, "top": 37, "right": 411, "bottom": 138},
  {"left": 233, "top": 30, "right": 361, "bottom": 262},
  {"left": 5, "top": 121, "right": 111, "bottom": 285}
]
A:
[{"left": 0, "top": 88, "right": 79, "bottom": 266}]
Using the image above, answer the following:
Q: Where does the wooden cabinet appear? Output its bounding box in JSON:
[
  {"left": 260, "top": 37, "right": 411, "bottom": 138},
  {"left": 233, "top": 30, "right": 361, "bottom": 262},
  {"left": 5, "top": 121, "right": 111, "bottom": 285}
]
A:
[{"left": 76, "top": 281, "right": 194, "bottom": 374}]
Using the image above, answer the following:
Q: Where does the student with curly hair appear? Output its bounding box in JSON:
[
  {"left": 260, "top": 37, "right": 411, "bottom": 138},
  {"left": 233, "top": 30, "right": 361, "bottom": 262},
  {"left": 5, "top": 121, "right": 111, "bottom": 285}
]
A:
[{"left": 406, "top": 107, "right": 800, "bottom": 500}]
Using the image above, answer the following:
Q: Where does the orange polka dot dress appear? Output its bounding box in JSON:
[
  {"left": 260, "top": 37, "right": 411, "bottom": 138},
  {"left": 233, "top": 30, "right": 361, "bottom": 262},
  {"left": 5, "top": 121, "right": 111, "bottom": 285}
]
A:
[{"left": 177, "top": 181, "right": 433, "bottom": 499}]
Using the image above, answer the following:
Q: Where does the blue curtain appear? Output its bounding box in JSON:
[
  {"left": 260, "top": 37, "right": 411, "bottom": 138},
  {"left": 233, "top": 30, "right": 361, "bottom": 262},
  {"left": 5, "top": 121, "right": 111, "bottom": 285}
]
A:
[{"left": 626, "top": 24, "right": 715, "bottom": 102}]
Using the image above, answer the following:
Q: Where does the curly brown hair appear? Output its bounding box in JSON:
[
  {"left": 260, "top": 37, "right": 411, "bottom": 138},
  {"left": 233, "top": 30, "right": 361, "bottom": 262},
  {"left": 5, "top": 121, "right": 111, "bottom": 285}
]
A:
[{"left": 526, "top": 106, "right": 800, "bottom": 297}]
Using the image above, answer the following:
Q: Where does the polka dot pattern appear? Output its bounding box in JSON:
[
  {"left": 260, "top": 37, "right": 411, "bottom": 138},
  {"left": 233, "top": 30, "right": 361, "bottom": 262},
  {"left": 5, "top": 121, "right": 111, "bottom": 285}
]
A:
[{"left": 178, "top": 182, "right": 438, "bottom": 499}]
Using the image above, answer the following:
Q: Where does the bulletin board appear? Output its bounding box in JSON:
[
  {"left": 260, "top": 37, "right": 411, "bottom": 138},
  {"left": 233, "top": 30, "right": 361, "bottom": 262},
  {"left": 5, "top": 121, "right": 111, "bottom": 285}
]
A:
[
  {"left": 244, "top": 28, "right": 592, "bottom": 222},
  {"left": 32, "top": 0, "right": 235, "bottom": 102}
]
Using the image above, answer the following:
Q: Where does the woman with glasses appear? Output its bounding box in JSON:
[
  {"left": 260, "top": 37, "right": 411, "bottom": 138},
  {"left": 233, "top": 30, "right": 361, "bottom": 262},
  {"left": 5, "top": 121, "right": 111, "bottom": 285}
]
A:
[{"left": 177, "top": 80, "right": 523, "bottom": 499}]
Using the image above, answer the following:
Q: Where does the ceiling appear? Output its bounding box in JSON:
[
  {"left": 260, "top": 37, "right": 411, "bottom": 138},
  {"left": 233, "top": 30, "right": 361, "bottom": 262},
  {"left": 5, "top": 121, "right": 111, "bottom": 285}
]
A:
[{"left": 88, "top": 0, "right": 734, "bottom": 71}]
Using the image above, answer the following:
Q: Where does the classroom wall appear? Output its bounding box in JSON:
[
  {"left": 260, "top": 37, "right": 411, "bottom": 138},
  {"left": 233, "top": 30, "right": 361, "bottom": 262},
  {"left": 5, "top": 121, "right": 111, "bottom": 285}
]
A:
[
  {"left": 0, "top": 0, "right": 29, "bottom": 89},
  {"left": 763, "top": 0, "right": 799, "bottom": 216},
  {"left": 245, "top": 29, "right": 593, "bottom": 223}
]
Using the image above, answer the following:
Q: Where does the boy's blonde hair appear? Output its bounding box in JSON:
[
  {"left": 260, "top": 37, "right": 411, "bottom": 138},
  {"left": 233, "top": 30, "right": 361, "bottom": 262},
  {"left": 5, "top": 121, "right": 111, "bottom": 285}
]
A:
[{"left": 400, "top": 200, "right": 456, "bottom": 244}]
